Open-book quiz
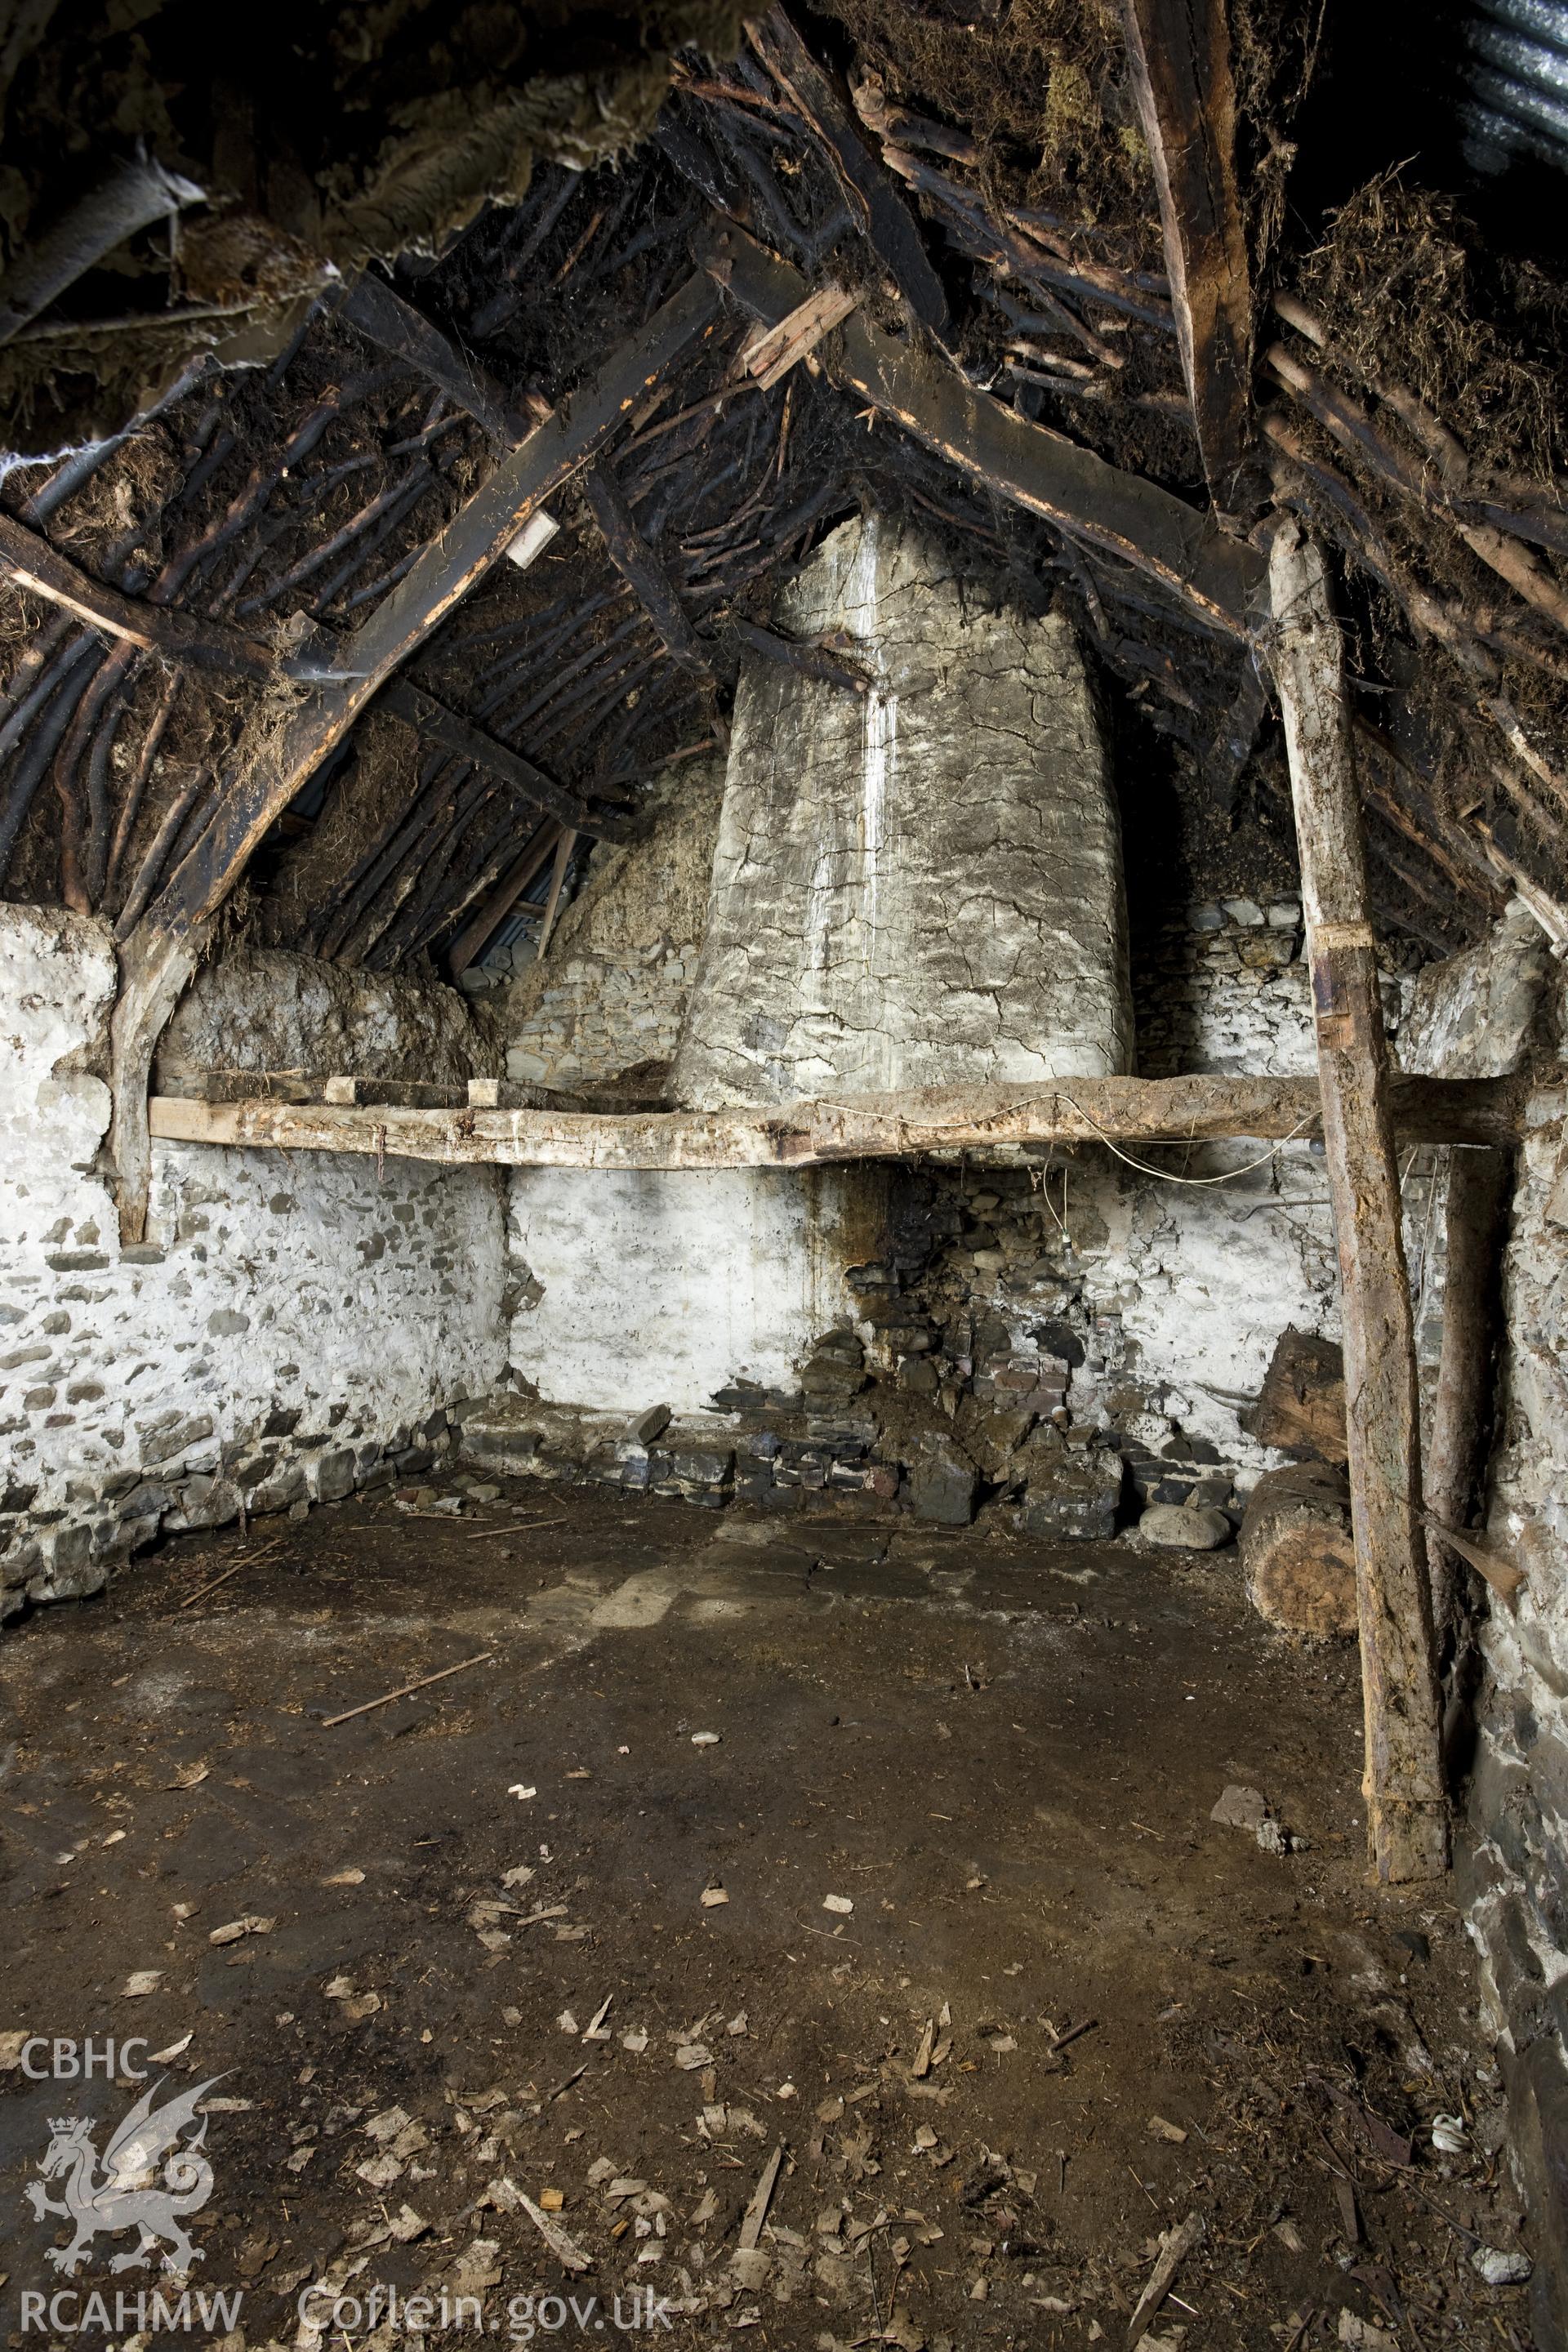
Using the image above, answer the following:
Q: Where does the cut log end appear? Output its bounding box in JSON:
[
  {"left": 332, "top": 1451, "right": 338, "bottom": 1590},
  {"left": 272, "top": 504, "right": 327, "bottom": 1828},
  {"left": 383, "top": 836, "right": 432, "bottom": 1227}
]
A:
[
  {"left": 1241, "top": 1463, "right": 1358, "bottom": 1637},
  {"left": 1245, "top": 1325, "right": 1347, "bottom": 1463}
]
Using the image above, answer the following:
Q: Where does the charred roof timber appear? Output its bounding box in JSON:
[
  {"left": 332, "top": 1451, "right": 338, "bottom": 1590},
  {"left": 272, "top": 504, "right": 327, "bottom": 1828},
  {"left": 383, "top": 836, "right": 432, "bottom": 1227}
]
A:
[{"left": 0, "top": 2, "right": 1561, "bottom": 1018}]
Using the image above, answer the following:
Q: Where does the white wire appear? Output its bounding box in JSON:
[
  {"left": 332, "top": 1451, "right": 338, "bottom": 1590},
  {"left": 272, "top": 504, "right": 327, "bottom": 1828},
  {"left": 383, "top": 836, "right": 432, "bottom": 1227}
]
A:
[{"left": 1053, "top": 1095, "right": 1321, "bottom": 1187}]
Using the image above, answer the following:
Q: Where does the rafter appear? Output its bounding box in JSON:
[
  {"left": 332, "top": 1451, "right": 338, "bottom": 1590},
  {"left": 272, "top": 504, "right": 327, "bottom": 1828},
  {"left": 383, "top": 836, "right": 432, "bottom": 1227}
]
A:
[
  {"left": 107, "top": 269, "right": 728, "bottom": 1241},
  {"left": 0, "top": 511, "right": 293, "bottom": 680},
  {"left": 706, "top": 226, "right": 1265, "bottom": 635},
  {"left": 341, "top": 270, "right": 528, "bottom": 446},
  {"left": 379, "top": 679, "right": 632, "bottom": 842},
  {"left": 581, "top": 462, "right": 714, "bottom": 675},
  {"left": 743, "top": 6, "right": 949, "bottom": 335},
  {"left": 447, "top": 822, "right": 564, "bottom": 976},
  {"left": 1119, "top": 0, "right": 1258, "bottom": 515}
]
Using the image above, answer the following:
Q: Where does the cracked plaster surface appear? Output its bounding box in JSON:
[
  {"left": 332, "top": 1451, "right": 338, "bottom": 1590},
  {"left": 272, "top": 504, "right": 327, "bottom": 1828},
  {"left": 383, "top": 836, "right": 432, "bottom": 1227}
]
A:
[{"left": 675, "top": 513, "right": 1133, "bottom": 1108}]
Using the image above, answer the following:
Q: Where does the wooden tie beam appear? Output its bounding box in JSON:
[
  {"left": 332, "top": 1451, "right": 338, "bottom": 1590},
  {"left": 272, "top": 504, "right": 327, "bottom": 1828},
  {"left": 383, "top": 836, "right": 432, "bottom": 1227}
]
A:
[{"left": 147, "top": 1071, "right": 1523, "bottom": 1172}]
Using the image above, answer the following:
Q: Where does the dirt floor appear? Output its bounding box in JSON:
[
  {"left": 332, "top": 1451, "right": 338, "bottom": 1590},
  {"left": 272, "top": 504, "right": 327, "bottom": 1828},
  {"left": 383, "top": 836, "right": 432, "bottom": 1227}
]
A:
[{"left": 0, "top": 1480, "right": 1540, "bottom": 2351}]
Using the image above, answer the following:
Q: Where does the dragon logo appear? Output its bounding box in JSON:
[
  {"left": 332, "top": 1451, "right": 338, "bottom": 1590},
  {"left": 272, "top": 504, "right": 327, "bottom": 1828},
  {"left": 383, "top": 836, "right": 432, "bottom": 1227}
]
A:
[{"left": 24, "top": 2075, "right": 224, "bottom": 2275}]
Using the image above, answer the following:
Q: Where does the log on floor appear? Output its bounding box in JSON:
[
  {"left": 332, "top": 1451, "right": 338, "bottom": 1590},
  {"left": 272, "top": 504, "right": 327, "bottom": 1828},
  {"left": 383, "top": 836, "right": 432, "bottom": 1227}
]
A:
[
  {"left": 1245, "top": 1325, "right": 1348, "bottom": 1463},
  {"left": 1241, "top": 1462, "right": 1358, "bottom": 1637}
]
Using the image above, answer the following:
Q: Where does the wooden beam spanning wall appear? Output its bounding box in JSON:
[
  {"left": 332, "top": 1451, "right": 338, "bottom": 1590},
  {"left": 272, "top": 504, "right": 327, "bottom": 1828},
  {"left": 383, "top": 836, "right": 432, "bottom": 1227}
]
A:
[
  {"left": 706, "top": 227, "right": 1265, "bottom": 635},
  {"left": 146, "top": 1070, "right": 1525, "bottom": 1172},
  {"left": 107, "top": 270, "right": 728, "bottom": 1243}
]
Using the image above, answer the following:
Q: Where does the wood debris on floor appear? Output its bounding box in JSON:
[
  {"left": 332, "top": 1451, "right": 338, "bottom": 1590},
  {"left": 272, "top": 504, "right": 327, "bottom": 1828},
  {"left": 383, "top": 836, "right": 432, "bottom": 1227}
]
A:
[{"left": 0, "top": 1484, "right": 1537, "bottom": 2347}]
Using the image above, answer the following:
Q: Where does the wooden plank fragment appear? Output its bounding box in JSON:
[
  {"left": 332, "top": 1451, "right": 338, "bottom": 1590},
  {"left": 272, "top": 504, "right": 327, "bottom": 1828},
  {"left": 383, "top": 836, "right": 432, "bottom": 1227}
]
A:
[
  {"left": 706, "top": 225, "right": 1264, "bottom": 635},
  {"left": 1120, "top": 0, "right": 1257, "bottom": 514},
  {"left": 108, "top": 270, "right": 726, "bottom": 1241},
  {"left": 1128, "top": 2212, "right": 1204, "bottom": 2350},
  {"left": 1267, "top": 516, "right": 1447, "bottom": 1884},
  {"left": 740, "top": 284, "right": 859, "bottom": 388},
  {"left": 146, "top": 1071, "right": 1525, "bottom": 1173}
]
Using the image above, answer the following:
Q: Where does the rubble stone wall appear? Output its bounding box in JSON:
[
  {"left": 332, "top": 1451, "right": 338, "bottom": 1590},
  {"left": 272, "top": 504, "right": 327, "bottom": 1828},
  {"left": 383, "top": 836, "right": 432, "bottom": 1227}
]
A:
[
  {"left": 1132, "top": 891, "right": 1316, "bottom": 1076},
  {"left": 0, "top": 906, "right": 507, "bottom": 1613},
  {"left": 501, "top": 755, "right": 725, "bottom": 1092},
  {"left": 1411, "top": 906, "right": 1568, "bottom": 2337}
]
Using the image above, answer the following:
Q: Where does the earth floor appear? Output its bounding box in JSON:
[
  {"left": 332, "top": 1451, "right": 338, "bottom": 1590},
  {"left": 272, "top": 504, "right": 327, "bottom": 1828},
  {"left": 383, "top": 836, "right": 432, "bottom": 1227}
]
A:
[{"left": 0, "top": 1481, "right": 1540, "bottom": 2351}]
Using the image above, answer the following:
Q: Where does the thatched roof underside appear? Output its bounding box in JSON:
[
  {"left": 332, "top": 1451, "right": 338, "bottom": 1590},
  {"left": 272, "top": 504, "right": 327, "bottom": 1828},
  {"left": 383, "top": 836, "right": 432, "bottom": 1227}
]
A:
[{"left": 0, "top": 2, "right": 1563, "bottom": 973}]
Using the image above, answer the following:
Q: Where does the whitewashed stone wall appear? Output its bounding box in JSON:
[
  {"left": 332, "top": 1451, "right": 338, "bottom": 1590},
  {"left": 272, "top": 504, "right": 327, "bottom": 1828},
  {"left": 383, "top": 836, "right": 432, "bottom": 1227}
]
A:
[
  {"left": 922, "top": 898, "right": 1437, "bottom": 1472},
  {"left": 1405, "top": 902, "right": 1567, "bottom": 2334},
  {"left": 676, "top": 513, "right": 1133, "bottom": 1107},
  {"left": 0, "top": 907, "right": 507, "bottom": 1612},
  {"left": 508, "top": 1164, "right": 884, "bottom": 1414}
]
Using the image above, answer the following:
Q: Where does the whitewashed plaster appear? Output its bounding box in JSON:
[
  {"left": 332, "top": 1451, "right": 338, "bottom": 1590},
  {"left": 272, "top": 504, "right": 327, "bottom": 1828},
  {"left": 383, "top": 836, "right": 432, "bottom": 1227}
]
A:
[
  {"left": 0, "top": 906, "right": 506, "bottom": 1604},
  {"left": 508, "top": 1164, "right": 883, "bottom": 1414},
  {"left": 676, "top": 512, "right": 1133, "bottom": 1107}
]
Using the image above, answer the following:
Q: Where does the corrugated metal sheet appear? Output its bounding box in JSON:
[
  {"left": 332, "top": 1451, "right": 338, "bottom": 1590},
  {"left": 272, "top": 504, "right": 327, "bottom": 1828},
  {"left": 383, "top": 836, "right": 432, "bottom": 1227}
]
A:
[{"left": 1462, "top": 0, "right": 1568, "bottom": 169}]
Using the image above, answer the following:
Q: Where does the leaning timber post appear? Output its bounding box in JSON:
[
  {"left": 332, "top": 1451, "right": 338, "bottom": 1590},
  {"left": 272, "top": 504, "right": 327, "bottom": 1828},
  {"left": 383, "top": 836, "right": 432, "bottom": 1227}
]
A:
[
  {"left": 109, "top": 915, "right": 215, "bottom": 1246},
  {"left": 1267, "top": 517, "right": 1449, "bottom": 1882},
  {"left": 1425, "top": 1144, "right": 1511, "bottom": 1664}
]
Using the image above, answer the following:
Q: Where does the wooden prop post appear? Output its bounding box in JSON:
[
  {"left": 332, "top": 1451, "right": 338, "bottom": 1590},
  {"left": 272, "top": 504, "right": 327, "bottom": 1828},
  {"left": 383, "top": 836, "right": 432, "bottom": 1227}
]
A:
[
  {"left": 1426, "top": 1146, "right": 1511, "bottom": 1655},
  {"left": 1267, "top": 516, "right": 1448, "bottom": 1882}
]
